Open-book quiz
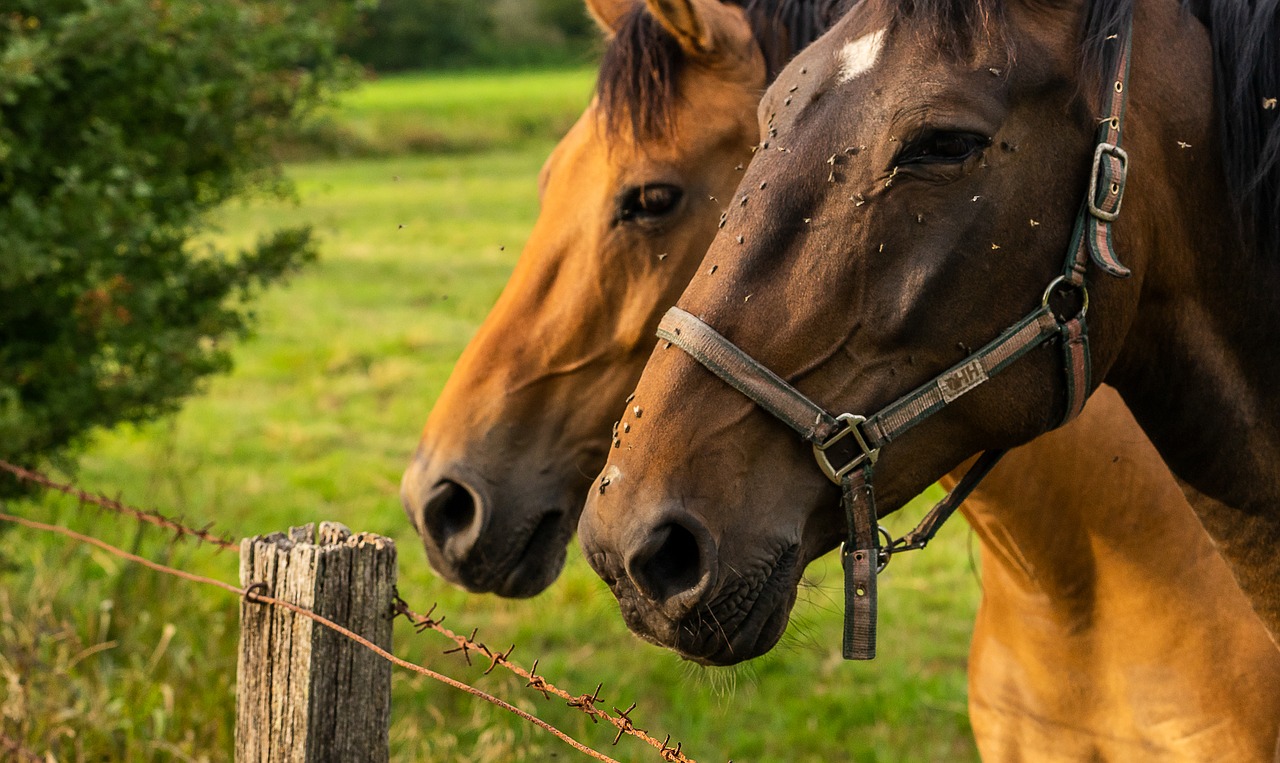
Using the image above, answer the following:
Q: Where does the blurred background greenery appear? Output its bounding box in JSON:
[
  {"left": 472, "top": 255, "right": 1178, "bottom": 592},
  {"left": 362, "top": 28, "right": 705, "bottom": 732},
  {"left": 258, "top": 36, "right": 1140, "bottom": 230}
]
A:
[{"left": 339, "top": 0, "right": 601, "bottom": 71}]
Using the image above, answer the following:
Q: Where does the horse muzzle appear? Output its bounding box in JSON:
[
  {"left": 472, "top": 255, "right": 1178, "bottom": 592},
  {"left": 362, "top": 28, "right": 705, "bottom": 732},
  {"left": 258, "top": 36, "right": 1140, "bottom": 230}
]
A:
[
  {"left": 579, "top": 496, "right": 800, "bottom": 665},
  {"left": 402, "top": 456, "right": 571, "bottom": 598}
]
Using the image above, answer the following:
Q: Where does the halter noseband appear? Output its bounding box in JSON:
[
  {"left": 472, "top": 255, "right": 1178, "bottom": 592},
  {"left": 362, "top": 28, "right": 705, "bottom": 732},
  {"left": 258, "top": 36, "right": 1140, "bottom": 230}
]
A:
[{"left": 656, "top": 25, "right": 1134, "bottom": 660}]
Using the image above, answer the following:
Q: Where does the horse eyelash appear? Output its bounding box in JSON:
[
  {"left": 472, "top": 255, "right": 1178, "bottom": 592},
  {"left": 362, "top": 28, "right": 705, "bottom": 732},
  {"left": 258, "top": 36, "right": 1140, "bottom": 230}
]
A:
[{"left": 893, "top": 131, "right": 992, "bottom": 166}]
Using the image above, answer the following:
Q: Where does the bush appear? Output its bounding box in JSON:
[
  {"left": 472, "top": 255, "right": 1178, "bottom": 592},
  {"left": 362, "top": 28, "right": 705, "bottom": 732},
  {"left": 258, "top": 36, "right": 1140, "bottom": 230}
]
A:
[
  {"left": 0, "top": 0, "right": 358, "bottom": 481},
  {"left": 341, "top": 0, "right": 599, "bottom": 72},
  {"left": 341, "top": 0, "right": 495, "bottom": 71}
]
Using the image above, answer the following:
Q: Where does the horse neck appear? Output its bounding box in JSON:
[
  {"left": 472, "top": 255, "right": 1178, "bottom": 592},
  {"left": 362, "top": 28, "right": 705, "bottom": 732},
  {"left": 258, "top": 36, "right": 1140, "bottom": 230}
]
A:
[
  {"left": 1111, "top": 242, "right": 1280, "bottom": 645},
  {"left": 953, "top": 388, "right": 1280, "bottom": 760},
  {"left": 1104, "top": 0, "right": 1280, "bottom": 644},
  {"left": 951, "top": 391, "right": 1216, "bottom": 625}
]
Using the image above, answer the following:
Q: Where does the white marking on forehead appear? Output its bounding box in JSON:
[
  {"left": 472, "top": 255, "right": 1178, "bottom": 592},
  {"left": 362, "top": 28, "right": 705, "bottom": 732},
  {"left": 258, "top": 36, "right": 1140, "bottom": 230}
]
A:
[{"left": 835, "top": 29, "right": 886, "bottom": 84}]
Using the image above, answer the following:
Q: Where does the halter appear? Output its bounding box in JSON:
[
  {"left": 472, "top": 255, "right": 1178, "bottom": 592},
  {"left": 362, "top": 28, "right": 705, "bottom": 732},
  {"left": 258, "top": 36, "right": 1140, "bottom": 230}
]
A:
[{"left": 656, "top": 25, "right": 1134, "bottom": 660}]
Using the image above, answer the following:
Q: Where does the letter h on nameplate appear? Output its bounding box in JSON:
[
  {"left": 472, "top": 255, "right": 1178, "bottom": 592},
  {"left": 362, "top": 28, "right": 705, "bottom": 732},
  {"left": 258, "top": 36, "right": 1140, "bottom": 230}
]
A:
[{"left": 938, "top": 360, "right": 988, "bottom": 403}]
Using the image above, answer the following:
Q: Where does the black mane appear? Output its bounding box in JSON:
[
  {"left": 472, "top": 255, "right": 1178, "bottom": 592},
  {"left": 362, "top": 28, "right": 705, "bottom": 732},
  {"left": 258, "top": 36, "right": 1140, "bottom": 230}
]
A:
[
  {"left": 741, "top": 0, "right": 856, "bottom": 79},
  {"left": 1193, "top": 0, "right": 1279, "bottom": 260},
  {"left": 595, "top": 0, "right": 849, "bottom": 142}
]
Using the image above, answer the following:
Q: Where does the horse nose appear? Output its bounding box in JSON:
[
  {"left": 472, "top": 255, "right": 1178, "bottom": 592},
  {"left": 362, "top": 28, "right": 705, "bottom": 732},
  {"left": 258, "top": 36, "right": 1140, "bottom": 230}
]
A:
[
  {"left": 623, "top": 511, "right": 718, "bottom": 619},
  {"left": 418, "top": 477, "right": 488, "bottom": 564}
]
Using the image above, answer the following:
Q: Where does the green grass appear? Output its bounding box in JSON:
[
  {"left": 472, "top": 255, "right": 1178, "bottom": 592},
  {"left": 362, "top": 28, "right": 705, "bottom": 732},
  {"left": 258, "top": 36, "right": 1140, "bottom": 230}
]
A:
[
  {"left": 291, "top": 68, "right": 598, "bottom": 159},
  {"left": 0, "top": 69, "right": 981, "bottom": 762}
]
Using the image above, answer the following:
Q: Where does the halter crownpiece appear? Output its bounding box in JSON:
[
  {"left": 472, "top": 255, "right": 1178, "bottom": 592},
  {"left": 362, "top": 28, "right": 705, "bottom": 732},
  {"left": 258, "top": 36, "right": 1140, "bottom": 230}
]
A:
[{"left": 656, "top": 22, "right": 1134, "bottom": 659}]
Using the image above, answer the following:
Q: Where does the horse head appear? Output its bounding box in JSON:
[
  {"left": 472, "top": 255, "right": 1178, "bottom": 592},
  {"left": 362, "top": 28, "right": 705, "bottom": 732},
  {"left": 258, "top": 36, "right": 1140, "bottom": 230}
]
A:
[{"left": 401, "top": 0, "right": 768, "bottom": 596}]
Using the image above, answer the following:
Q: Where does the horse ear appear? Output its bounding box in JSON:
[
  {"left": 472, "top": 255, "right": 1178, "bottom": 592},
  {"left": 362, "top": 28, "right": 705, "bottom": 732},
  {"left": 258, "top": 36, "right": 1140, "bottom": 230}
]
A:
[
  {"left": 643, "top": 0, "right": 732, "bottom": 57},
  {"left": 585, "top": 0, "right": 637, "bottom": 36}
]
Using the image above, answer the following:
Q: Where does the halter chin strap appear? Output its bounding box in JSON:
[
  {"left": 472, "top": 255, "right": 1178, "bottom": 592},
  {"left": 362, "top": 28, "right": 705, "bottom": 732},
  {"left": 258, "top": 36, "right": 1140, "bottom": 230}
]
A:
[{"left": 655, "top": 24, "right": 1133, "bottom": 660}]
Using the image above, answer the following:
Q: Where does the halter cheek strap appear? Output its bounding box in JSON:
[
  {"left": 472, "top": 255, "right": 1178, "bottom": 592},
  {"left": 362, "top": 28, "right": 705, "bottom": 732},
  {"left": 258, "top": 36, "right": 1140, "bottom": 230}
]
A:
[{"left": 654, "top": 25, "right": 1133, "bottom": 660}]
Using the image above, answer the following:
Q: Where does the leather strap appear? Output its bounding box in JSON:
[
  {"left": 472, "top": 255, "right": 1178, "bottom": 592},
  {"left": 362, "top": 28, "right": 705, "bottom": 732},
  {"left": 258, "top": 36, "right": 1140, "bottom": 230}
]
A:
[
  {"left": 841, "top": 467, "right": 878, "bottom": 659},
  {"left": 863, "top": 308, "right": 1061, "bottom": 447},
  {"left": 886, "top": 449, "right": 1007, "bottom": 556},
  {"left": 1059, "top": 317, "right": 1090, "bottom": 425},
  {"left": 1085, "top": 29, "right": 1134, "bottom": 278},
  {"left": 657, "top": 308, "right": 841, "bottom": 443}
]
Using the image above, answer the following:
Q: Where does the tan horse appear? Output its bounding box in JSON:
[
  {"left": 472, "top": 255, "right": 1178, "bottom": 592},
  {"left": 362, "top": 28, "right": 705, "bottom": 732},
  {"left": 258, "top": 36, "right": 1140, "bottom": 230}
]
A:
[{"left": 405, "top": 0, "right": 1280, "bottom": 758}]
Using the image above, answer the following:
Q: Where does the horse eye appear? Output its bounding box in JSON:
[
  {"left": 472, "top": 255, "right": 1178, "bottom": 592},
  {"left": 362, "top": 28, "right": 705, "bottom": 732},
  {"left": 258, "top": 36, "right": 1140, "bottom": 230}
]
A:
[
  {"left": 616, "top": 184, "right": 684, "bottom": 224},
  {"left": 897, "top": 132, "right": 991, "bottom": 165}
]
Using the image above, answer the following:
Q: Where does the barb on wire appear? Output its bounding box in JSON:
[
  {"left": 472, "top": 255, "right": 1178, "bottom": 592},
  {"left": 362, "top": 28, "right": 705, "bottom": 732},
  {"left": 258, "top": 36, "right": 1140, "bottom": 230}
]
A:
[
  {"left": 0, "top": 459, "right": 237, "bottom": 550},
  {"left": 0, "top": 511, "right": 622, "bottom": 763},
  {"left": 392, "top": 596, "right": 697, "bottom": 763}
]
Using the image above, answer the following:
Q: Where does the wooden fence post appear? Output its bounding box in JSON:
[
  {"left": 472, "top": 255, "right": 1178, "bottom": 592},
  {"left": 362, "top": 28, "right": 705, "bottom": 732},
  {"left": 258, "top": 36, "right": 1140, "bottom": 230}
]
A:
[{"left": 236, "top": 522, "right": 396, "bottom": 762}]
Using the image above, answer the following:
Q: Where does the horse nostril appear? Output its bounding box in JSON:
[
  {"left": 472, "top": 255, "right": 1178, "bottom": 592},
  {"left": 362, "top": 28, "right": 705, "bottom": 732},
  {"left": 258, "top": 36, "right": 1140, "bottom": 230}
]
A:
[
  {"left": 439, "top": 483, "right": 475, "bottom": 535},
  {"left": 421, "top": 479, "right": 486, "bottom": 559},
  {"left": 626, "top": 519, "right": 715, "bottom": 613}
]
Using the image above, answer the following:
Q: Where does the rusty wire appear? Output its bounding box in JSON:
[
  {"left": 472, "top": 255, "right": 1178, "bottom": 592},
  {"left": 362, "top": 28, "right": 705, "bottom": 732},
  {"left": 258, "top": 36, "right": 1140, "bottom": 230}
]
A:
[
  {"left": 0, "top": 459, "right": 237, "bottom": 550},
  {"left": 394, "top": 598, "right": 697, "bottom": 763},
  {"left": 0, "top": 731, "right": 43, "bottom": 762}
]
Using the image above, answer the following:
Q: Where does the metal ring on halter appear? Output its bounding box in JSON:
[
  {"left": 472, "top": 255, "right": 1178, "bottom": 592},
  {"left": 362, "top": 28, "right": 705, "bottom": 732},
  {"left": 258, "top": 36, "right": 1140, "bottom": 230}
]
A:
[
  {"left": 1042, "top": 275, "right": 1089, "bottom": 321},
  {"left": 876, "top": 526, "right": 893, "bottom": 573}
]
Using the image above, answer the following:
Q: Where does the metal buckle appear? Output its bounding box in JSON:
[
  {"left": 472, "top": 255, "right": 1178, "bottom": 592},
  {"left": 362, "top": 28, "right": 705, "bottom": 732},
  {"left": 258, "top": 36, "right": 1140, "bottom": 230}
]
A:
[
  {"left": 1087, "top": 142, "right": 1128, "bottom": 222},
  {"left": 813, "top": 413, "right": 879, "bottom": 484},
  {"left": 1042, "top": 275, "right": 1089, "bottom": 322}
]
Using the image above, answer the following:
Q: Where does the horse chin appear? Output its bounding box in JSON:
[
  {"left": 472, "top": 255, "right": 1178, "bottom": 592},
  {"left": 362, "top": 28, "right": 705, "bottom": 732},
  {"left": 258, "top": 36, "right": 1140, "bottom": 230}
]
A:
[
  {"left": 493, "top": 511, "right": 573, "bottom": 598},
  {"left": 678, "top": 586, "right": 797, "bottom": 666},
  {"left": 422, "top": 506, "right": 574, "bottom": 599}
]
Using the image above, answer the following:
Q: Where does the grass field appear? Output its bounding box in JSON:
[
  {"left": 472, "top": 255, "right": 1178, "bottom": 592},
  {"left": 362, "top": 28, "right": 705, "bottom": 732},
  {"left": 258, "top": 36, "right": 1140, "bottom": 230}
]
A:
[
  {"left": 294, "top": 69, "right": 598, "bottom": 158},
  {"left": 0, "top": 69, "right": 982, "bottom": 762}
]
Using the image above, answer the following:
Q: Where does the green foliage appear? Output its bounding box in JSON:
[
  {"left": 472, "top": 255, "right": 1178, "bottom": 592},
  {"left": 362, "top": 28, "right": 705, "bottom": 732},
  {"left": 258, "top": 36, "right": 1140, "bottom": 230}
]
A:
[
  {"left": 0, "top": 0, "right": 358, "bottom": 480},
  {"left": 341, "top": 0, "right": 494, "bottom": 71},
  {"left": 341, "top": 0, "right": 600, "bottom": 72}
]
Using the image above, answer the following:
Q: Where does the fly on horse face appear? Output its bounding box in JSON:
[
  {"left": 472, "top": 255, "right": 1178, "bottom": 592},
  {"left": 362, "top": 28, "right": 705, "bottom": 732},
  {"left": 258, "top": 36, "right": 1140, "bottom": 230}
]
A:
[
  {"left": 579, "top": 0, "right": 1280, "bottom": 669},
  {"left": 407, "top": 0, "right": 1280, "bottom": 757}
]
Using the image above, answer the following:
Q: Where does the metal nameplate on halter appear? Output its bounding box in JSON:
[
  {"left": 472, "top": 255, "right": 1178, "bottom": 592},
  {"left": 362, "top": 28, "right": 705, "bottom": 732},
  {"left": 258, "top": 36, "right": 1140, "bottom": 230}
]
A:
[
  {"left": 1088, "top": 142, "right": 1128, "bottom": 222},
  {"left": 813, "top": 413, "right": 879, "bottom": 483},
  {"left": 938, "top": 359, "right": 988, "bottom": 403}
]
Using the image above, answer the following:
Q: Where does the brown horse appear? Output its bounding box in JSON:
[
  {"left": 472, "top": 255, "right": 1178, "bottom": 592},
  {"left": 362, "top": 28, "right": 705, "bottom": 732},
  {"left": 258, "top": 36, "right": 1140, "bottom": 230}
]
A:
[
  {"left": 407, "top": 0, "right": 1280, "bottom": 758},
  {"left": 579, "top": 0, "right": 1280, "bottom": 670}
]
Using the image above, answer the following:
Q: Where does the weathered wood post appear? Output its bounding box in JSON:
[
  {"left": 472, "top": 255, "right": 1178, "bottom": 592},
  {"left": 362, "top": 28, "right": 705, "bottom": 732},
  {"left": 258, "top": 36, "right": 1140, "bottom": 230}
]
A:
[{"left": 236, "top": 522, "right": 396, "bottom": 762}]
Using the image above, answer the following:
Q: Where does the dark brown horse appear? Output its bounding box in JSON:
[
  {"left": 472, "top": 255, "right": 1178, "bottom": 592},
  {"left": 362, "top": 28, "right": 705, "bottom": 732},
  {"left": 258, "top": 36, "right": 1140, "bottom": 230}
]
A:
[
  {"left": 408, "top": 0, "right": 1280, "bottom": 757},
  {"left": 579, "top": 0, "right": 1280, "bottom": 668}
]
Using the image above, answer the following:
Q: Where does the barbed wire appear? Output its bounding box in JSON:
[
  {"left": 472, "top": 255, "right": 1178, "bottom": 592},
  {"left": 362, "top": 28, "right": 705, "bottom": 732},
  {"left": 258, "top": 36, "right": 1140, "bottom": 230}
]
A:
[
  {"left": 394, "top": 598, "right": 696, "bottom": 762},
  {"left": 0, "top": 459, "right": 237, "bottom": 550},
  {"left": 0, "top": 461, "right": 707, "bottom": 762}
]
